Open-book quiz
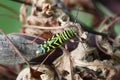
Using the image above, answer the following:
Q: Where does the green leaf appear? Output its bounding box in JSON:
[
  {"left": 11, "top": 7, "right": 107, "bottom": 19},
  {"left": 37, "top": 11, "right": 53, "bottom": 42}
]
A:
[
  {"left": 70, "top": 10, "right": 93, "bottom": 27},
  {"left": 0, "top": 0, "right": 22, "bottom": 33}
]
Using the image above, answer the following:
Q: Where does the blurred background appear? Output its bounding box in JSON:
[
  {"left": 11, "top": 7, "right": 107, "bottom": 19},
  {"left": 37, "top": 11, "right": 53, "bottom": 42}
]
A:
[
  {"left": 0, "top": 0, "right": 120, "bottom": 80},
  {"left": 1, "top": 0, "right": 120, "bottom": 34},
  {"left": 0, "top": 0, "right": 22, "bottom": 33}
]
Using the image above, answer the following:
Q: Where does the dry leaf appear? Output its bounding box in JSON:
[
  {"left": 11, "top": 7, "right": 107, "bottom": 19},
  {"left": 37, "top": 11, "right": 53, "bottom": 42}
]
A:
[
  {"left": 17, "top": 65, "right": 54, "bottom": 80},
  {"left": 53, "top": 48, "right": 72, "bottom": 80}
]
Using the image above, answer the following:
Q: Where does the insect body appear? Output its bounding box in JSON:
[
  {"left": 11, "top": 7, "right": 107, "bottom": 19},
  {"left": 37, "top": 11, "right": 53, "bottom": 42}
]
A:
[{"left": 36, "top": 27, "right": 77, "bottom": 54}]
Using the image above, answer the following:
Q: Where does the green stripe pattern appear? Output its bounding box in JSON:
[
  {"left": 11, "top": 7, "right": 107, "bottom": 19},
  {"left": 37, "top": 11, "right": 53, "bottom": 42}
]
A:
[{"left": 36, "top": 28, "right": 75, "bottom": 54}]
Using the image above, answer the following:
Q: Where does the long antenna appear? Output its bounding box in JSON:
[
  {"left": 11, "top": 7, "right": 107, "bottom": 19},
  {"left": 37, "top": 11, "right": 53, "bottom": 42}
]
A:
[
  {"left": 10, "top": 0, "right": 108, "bottom": 37},
  {"left": 74, "top": 7, "right": 79, "bottom": 23},
  {"left": 73, "top": 7, "right": 87, "bottom": 50},
  {"left": 56, "top": 0, "right": 107, "bottom": 37}
]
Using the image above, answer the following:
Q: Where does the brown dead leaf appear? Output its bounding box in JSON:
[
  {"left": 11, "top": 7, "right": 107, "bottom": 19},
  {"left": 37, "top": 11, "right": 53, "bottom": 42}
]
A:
[
  {"left": 16, "top": 65, "right": 54, "bottom": 80},
  {"left": 53, "top": 48, "right": 73, "bottom": 80}
]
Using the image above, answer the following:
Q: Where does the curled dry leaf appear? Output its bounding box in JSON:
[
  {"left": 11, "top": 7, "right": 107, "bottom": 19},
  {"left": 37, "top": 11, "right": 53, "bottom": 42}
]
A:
[
  {"left": 20, "top": 0, "right": 70, "bottom": 37},
  {"left": 35, "top": 0, "right": 57, "bottom": 8},
  {"left": 70, "top": 33, "right": 116, "bottom": 80},
  {"left": 16, "top": 65, "right": 55, "bottom": 80},
  {"left": 16, "top": 0, "right": 118, "bottom": 80},
  {"left": 53, "top": 48, "right": 72, "bottom": 80},
  {"left": 73, "top": 60, "right": 116, "bottom": 80},
  {"left": 71, "top": 42, "right": 88, "bottom": 60},
  {"left": 96, "top": 35, "right": 113, "bottom": 55},
  {"left": 19, "top": 4, "right": 27, "bottom": 24},
  {"left": 53, "top": 42, "right": 116, "bottom": 80},
  {"left": 52, "top": 31, "right": 116, "bottom": 80},
  {"left": 100, "top": 40, "right": 113, "bottom": 55}
]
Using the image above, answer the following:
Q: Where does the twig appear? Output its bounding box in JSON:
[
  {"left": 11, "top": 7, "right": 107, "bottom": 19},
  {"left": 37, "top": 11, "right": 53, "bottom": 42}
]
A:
[
  {"left": 35, "top": 50, "right": 55, "bottom": 71},
  {"left": 95, "top": 35, "right": 114, "bottom": 55},
  {"left": 99, "top": 17, "right": 109, "bottom": 27},
  {"left": 108, "top": 37, "right": 120, "bottom": 46},
  {"left": 95, "top": 35, "right": 106, "bottom": 54},
  {"left": 104, "top": 17, "right": 120, "bottom": 31},
  {"left": 23, "top": 23, "right": 70, "bottom": 30}
]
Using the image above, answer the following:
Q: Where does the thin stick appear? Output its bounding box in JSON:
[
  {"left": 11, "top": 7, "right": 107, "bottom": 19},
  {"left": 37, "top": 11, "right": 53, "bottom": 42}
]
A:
[
  {"left": 35, "top": 50, "right": 55, "bottom": 71},
  {"left": 30, "top": 35, "right": 43, "bottom": 44},
  {"left": 10, "top": 32, "right": 45, "bottom": 41},
  {"left": 23, "top": 34, "right": 45, "bottom": 44},
  {"left": 41, "top": 50, "right": 55, "bottom": 65},
  {"left": 108, "top": 37, "right": 120, "bottom": 46},
  {"left": 95, "top": 35, "right": 113, "bottom": 55},
  {"left": 99, "top": 17, "right": 109, "bottom": 27},
  {"left": 104, "top": 17, "right": 120, "bottom": 31},
  {"left": 11, "top": 0, "right": 108, "bottom": 36},
  {"left": 73, "top": 7, "right": 88, "bottom": 52},
  {"left": 0, "top": 29, "right": 30, "bottom": 66},
  {"left": 23, "top": 24, "right": 70, "bottom": 30},
  {"left": 74, "top": 7, "right": 79, "bottom": 23}
]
